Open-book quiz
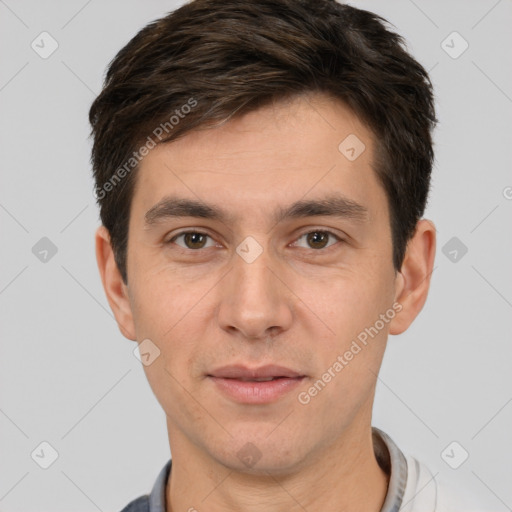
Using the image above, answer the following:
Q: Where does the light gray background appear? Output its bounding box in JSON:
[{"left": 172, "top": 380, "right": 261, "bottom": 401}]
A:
[{"left": 1, "top": 0, "right": 511, "bottom": 510}]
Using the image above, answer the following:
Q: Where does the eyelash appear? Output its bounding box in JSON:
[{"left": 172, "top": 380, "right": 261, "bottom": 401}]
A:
[{"left": 165, "top": 229, "right": 343, "bottom": 253}]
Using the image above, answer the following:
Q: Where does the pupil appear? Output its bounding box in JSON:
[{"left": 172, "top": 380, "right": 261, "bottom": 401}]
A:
[
  {"left": 186, "top": 233, "right": 205, "bottom": 249},
  {"left": 308, "top": 232, "right": 327, "bottom": 249}
]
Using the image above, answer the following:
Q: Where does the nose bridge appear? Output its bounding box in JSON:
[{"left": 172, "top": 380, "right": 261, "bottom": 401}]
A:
[{"left": 217, "top": 242, "right": 292, "bottom": 339}]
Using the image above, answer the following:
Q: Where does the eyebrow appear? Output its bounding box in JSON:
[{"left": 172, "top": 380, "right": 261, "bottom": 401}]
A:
[{"left": 144, "top": 194, "right": 369, "bottom": 227}]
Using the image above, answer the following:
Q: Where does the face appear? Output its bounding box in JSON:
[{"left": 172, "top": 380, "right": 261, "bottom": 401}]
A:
[{"left": 102, "top": 93, "right": 416, "bottom": 473}]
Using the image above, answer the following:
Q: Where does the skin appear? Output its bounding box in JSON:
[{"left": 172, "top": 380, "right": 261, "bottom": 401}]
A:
[{"left": 96, "top": 92, "right": 436, "bottom": 512}]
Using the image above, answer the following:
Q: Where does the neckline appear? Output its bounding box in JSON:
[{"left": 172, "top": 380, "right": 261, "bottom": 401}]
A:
[{"left": 149, "top": 426, "right": 409, "bottom": 512}]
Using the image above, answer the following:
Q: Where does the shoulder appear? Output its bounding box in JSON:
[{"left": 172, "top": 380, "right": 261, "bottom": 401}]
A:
[
  {"left": 435, "top": 473, "right": 500, "bottom": 512},
  {"left": 403, "top": 454, "right": 499, "bottom": 512},
  {"left": 118, "top": 458, "right": 171, "bottom": 512},
  {"left": 119, "top": 494, "right": 150, "bottom": 512}
]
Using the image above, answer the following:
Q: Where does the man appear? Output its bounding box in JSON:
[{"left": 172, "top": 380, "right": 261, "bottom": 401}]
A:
[{"left": 89, "top": 1, "right": 491, "bottom": 510}]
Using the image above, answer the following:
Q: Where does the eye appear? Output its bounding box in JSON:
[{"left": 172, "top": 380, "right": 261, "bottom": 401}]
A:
[
  {"left": 166, "top": 229, "right": 343, "bottom": 253},
  {"left": 167, "top": 231, "right": 216, "bottom": 250},
  {"left": 292, "top": 230, "right": 342, "bottom": 251}
]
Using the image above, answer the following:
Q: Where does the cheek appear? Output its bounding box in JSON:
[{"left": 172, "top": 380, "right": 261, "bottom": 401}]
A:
[
  {"left": 302, "top": 268, "right": 394, "bottom": 388},
  {"left": 304, "top": 269, "right": 390, "bottom": 336},
  {"left": 129, "top": 263, "right": 197, "bottom": 334},
  {"left": 129, "top": 271, "right": 216, "bottom": 377}
]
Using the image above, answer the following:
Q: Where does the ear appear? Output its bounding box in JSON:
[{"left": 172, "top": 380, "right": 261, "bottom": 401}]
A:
[
  {"left": 95, "top": 225, "right": 136, "bottom": 341},
  {"left": 389, "top": 219, "right": 436, "bottom": 335}
]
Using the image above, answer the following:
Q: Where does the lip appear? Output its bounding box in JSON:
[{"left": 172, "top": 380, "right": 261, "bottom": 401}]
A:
[
  {"left": 207, "top": 365, "right": 306, "bottom": 404},
  {"left": 209, "top": 364, "right": 303, "bottom": 380}
]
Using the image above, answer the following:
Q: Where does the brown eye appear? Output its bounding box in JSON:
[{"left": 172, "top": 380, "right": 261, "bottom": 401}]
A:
[
  {"left": 307, "top": 231, "right": 329, "bottom": 249},
  {"left": 293, "top": 230, "right": 340, "bottom": 250},
  {"left": 183, "top": 232, "right": 207, "bottom": 249},
  {"left": 169, "top": 231, "right": 214, "bottom": 250}
]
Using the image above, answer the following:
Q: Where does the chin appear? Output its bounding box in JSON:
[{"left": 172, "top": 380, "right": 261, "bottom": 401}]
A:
[{"left": 209, "top": 431, "right": 308, "bottom": 475}]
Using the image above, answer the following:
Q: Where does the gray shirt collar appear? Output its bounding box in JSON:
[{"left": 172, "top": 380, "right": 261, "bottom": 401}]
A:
[{"left": 148, "top": 426, "right": 408, "bottom": 512}]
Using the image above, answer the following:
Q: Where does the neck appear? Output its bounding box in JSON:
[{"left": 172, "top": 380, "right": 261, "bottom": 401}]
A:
[{"left": 165, "top": 421, "right": 390, "bottom": 512}]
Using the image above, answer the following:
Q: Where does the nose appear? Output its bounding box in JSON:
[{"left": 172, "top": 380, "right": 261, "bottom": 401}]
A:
[{"left": 217, "top": 248, "right": 293, "bottom": 341}]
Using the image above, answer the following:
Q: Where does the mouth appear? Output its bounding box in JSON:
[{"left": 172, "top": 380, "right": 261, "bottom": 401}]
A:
[
  {"left": 208, "top": 364, "right": 304, "bottom": 380},
  {"left": 224, "top": 376, "right": 287, "bottom": 382},
  {"left": 207, "top": 365, "right": 306, "bottom": 404}
]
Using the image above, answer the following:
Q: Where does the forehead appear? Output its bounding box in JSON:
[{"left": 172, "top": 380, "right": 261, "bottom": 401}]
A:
[{"left": 132, "top": 93, "right": 386, "bottom": 225}]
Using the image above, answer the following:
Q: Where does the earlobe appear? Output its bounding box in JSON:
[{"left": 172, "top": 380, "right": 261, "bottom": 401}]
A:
[
  {"left": 389, "top": 219, "right": 436, "bottom": 335},
  {"left": 95, "top": 226, "right": 137, "bottom": 341}
]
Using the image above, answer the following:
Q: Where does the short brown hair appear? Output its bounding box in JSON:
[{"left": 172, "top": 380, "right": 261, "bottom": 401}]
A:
[{"left": 89, "top": 0, "right": 437, "bottom": 283}]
